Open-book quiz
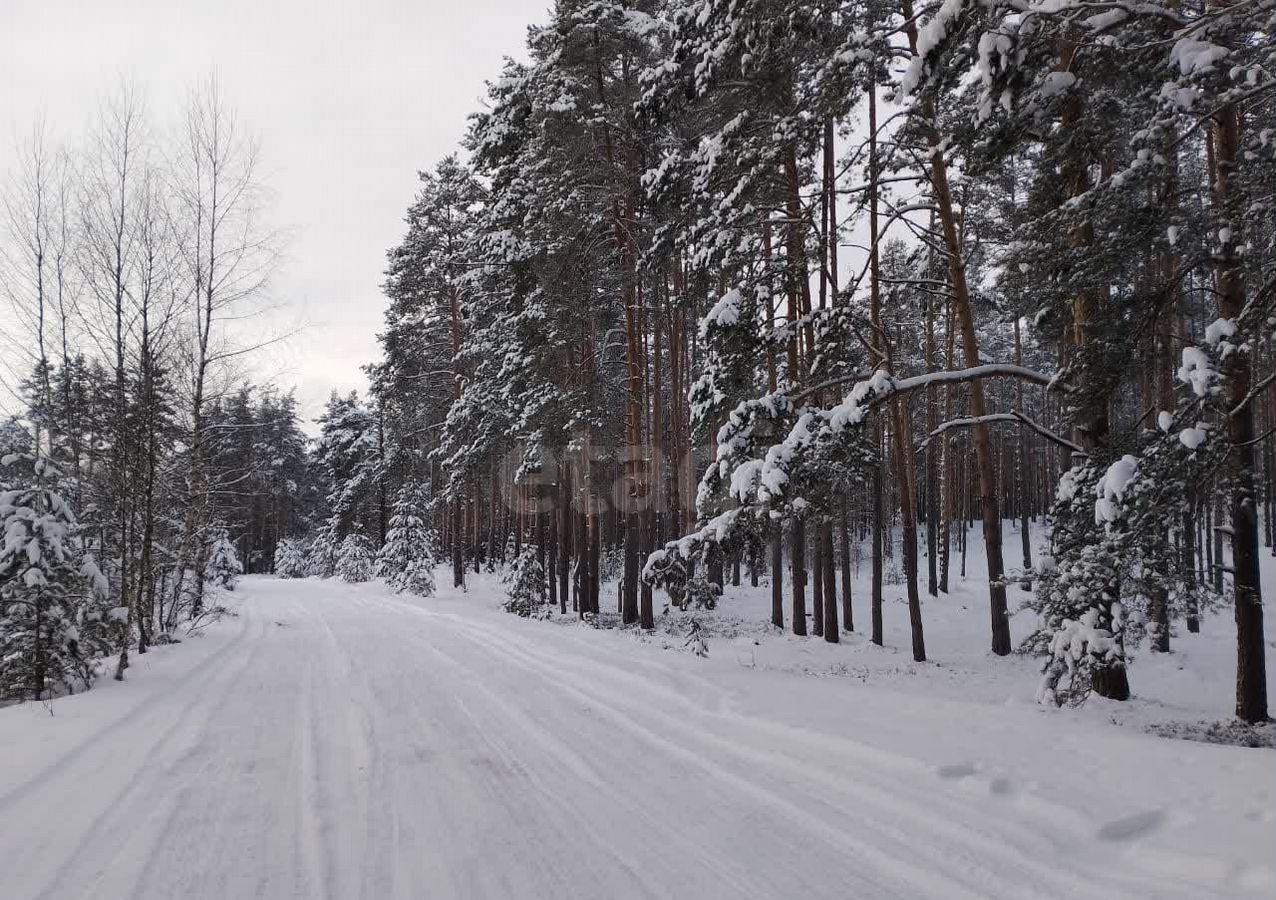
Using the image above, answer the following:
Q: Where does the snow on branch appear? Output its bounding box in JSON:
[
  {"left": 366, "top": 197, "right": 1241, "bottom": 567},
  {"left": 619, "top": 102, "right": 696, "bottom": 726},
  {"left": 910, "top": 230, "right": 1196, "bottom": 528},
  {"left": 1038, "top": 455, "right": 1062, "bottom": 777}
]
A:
[
  {"left": 643, "top": 509, "right": 740, "bottom": 587},
  {"left": 649, "top": 363, "right": 1062, "bottom": 583},
  {"left": 918, "top": 412, "right": 1085, "bottom": 455},
  {"left": 750, "top": 365, "right": 1059, "bottom": 508},
  {"left": 1230, "top": 371, "right": 1276, "bottom": 418},
  {"left": 890, "top": 363, "right": 1058, "bottom": 395},
  {"left": 793, "top": 363, "right": 1056, "bottom": 409}
]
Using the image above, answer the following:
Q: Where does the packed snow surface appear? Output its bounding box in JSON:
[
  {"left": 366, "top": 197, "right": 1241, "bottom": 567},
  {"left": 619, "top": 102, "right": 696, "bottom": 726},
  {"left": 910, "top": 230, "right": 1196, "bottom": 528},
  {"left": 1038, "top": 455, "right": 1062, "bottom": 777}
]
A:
[{"left": 1, "top": 571, "right": 1272, "bottom": 899}]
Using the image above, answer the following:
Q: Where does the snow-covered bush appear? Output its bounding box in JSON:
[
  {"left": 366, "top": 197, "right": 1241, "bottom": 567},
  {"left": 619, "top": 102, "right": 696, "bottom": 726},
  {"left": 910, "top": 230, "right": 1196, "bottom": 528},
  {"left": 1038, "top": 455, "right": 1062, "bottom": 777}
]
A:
[
  {"left": 1029, "top": 462, "right": 1131, "bottom": 705},
  {"left": 503, "top": 546, "right": 547, "bottom": 617},
  {"left": 336, "top": 532, "right": 376, "bottom": 583},
  {"left": 650, "top": 552, "right": 723, "bottom": 613},
  {"left": 306, "top": 520, "right": 340, "bottom": 578},
  {"left": 205, "top": 530, "right": 243, "bottom": 590},
  {"left": 377, "top": 482, "right": 436, "bottom": 595},
  {"left": 682, "top": 576, "right": 721, "bottom": 611},
  {"left": 396, "top": 558, "right": 436, "bottom": 597},
  {"left": 273, "top": 538, "right": 308, "bottom": 578},
  {"left": 0, "top": 455, "right": 112, "bottom": 700},
  {"left": 1031, "top": 407, "right": 1229, "bottom": 706}
]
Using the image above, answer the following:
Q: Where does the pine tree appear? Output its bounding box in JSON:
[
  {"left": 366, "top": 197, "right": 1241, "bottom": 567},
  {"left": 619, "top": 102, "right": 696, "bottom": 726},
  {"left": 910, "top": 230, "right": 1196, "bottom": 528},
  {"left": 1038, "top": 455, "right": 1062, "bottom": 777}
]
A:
[
  {"left": 204, "top": 528, "right": 243, "bottom": 591},
  {"left": 682, "top": 576, "right": 721, "bottom": 612},
  {"left": 349, "top": 0, "right": 1273, "bottom": 719},
  {"left": 273, "top": 538, "right": 308, "bottom": 579},
  {"left": 306, "top": 520, "right": 341, "bottom": 579},
  {"left": 504, "top": 545, "right": 547, "bottom": 618},
  {"left": 397, "top": 557, "right": 437, "bottom": 598},
  {"left": 336, "top": 532, "right": 376, "bottom": 583},
  {"left": 683, "top": 619, "right": 709, "bottom": 658},
  {"left": 0, "top": 455, "right": 112, "bottom": 700},
  {"left": 949, "top": 0, "right": 1273, "bottom": 712},
  {"left": 314, "top": 391, "right": 383, "bottom": 541},
  {"left": 377, "top": 482, "right": 436, "bottom": 596}
]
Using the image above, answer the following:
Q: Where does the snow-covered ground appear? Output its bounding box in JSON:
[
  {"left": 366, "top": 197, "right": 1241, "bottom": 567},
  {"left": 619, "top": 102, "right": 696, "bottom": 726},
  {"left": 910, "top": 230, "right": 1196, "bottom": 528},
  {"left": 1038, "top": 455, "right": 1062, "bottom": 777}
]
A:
[
  {"left": 656, "top": 519, "right": 1276, "bottom": 736},
  {"left": 1, "top": 528, "right": 1272, "bottom": 900}
]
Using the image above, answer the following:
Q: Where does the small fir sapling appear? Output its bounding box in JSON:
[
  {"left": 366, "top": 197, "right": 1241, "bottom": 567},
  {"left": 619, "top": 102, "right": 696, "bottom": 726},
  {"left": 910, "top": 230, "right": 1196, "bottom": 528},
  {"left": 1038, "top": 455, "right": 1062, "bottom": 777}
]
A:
[
  {"left": 336, "top": 532, "right": 376, "bottom": 584},
  {"left": 504, "top": 546, "right": 548, "bottom": 618}
]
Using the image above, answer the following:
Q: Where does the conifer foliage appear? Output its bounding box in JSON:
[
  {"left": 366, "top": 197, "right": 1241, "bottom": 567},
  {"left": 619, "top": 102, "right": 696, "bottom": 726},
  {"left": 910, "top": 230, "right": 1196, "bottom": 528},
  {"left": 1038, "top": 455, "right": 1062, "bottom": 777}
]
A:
[
  {"left": 5, "top": 2, "right": 1268, "bottom": 727},
  {"left": 205, "top": 530, "right": 244, "bottom": 591},
  {"left": 273, "top": 539, "right": 309, "bottom": 579},
  {"left": 336, "top": 533, "right": 376, "bottom": 584},
  {"left": 504, "top": 546, "right": 548, "bottom": 618},
  {"left": 0, "top": 79, "right": 316, "bottom": 693},
  {"left": 378, "top": 483, "right": 436, "bottom": 596},
  {"left": 306, "top": 523, "right": 341, "bottom": 579},
  {"left": 0, "top": 455, "right": 111, "bottom": 700},
  {"left": 357, "top": 0, "right": 1271, "bottom": 722}
]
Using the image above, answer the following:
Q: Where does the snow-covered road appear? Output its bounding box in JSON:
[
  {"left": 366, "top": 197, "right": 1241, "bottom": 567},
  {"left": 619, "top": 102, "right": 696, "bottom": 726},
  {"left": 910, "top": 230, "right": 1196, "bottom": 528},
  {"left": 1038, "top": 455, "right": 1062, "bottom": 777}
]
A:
[{"left": 1, "top": 576, "right": 1270, "bottom": 899}]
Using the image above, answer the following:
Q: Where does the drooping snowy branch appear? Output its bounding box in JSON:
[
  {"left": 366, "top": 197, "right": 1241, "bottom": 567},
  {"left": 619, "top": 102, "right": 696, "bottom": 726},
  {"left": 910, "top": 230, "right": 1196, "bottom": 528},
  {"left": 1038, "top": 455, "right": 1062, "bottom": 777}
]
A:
[{"left": 918, "top": 412, "right": 1085, "bottom": 455}]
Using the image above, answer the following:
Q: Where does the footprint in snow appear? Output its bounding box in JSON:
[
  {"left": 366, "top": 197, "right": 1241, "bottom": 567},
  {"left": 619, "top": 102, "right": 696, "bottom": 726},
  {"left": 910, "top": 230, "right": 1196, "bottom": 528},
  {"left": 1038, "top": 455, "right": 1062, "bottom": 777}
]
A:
[
  {"left": 936, "top": 761, "right": 978, "bottom": 780},
  {"left": 988, "top": 776, "right": 1014, "bottom": 796},
  {"left": 1096, "top": 809, "right": 1166, "bottom": 842}
]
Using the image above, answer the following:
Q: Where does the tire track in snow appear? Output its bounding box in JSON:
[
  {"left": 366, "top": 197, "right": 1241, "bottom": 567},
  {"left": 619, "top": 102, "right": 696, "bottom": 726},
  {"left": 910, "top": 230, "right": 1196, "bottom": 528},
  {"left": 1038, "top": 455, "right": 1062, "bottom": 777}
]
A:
[
  {"left": 5, "top": 579, "right": 1258, "bottom": 900},
  {"left": 435, "top": 615, "right": 1005, "bottom": 899},
  {"left": 396, "top": 625, "right": 770, "bottom": 900},
  {"left": 335, "top": 587, "right": 748, "bottom": 898},
  {"left": 122, "top": 609, "right": 288, "bottom": 899},
  {"left": 371, "top": 601, "right": 964, "bottom": 899},
  {"left": 427, "top": 608, "right": 1177, "bottom": 900},
  {"left": 16, "top": 610, "right": 268, "bottom": 900},
  {"left": 289, "top": 622, "right": 330, "bottom": 900},
  {"left": 0, "top": 603, "right": 254, "bottom": 810},
  {"left": 330, "top": 597, "right": 670, "bottom": 899}
]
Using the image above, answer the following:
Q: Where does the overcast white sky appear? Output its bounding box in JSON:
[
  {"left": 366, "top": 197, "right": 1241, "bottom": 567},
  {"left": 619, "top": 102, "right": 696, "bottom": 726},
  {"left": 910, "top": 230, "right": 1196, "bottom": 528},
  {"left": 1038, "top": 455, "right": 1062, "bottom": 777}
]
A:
[{"left": 0, "top": 0, "right": 538, "bottom": 422}]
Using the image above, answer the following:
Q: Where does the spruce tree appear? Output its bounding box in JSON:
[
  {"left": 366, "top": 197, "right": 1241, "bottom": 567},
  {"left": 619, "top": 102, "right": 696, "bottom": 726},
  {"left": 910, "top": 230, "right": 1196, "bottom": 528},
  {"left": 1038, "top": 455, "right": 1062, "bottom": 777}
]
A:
[
  {"left": 377, "top": 482, "right": 436, "bottom": 596},
  {"left": 336, "top": 532, "right": 376, "bottom": 583},
  {"left": 306, "top": 520, "right": 341, "bottom": 579},
  {"left": 273, "top": 538, "right": 308, "bottom": 578},
  {"left": 0, "top": 455, "right": 112, "bottom": 700},
  {"left": 504, "top": 546, "right": 547, "bottom": 618},
  {"left": 204, "top": 528, "right": 243, "bottom": 591}
]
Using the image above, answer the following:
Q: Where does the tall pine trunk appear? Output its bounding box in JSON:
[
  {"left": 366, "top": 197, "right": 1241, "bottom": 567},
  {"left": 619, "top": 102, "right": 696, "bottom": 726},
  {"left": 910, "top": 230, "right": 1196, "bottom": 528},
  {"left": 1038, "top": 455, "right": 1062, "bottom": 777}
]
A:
[
  {"left": 1211, "top": 102, "right": 1267, "bottom": 723},
  {"left": 902, "top": 4, "right": 1011, "bottom": 655}
]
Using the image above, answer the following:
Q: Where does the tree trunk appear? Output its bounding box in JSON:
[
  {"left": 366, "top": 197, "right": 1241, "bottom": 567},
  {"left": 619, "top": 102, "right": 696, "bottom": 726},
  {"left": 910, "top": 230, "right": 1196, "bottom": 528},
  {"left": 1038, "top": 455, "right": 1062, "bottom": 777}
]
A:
[
  {"left": 771, "top": 525, "right": 784, "bottom": 630},
  {"left": 891, "top": 398, "right": 926, "bottom": 662},
  {"left": 791, "top": 517, "right": 807, "bottom": 637},
  {"left": 1014, "top": 317, "right": 1033, "bottom": 582},
  {"left": 812, "top": 526, "right": 825, "bottom": 638},
  {"left": 868, "top": 81, "right": 885, "bottom": 648},
  {"left": 559, "top": 462, "right": 571, "bottom": 615},
  {"left": 1211, "top": 102, "right": 1267, "bottom": 722},
  {"left": 925, "top": 283, "right": 939, "bottom": 598},
  {"left": 452, "top": 497, "right": 465, "bottom": 589},
  {"left": 840, "top": 498, "right": 853, "bottom": 631},
  {"left": 821, "top": 523, "right": 838, "bottom": 642},
  {"left": 901, "top": 5, "right": 1010, "bottom": 654}
]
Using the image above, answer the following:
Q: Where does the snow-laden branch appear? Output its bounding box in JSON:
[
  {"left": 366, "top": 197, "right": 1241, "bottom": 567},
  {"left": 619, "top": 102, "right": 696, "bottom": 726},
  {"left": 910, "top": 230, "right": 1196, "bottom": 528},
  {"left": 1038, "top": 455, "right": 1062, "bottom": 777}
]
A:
[
  {"left": 917, "top": 412, "right": 1085, "bottom": 455},
  {"left": 642, "top": 509, "right": 739, "bottom": 586},
  {"left": 1230, "top": 370, "right": 1276, "bottom": 418},
  {"left": 649, "top": 364, "right": 1064, "bottom": 585},
  {"left": 890, "top": 363, "right": 1058, "bottom": 396},
  {"left": 792, "top": 363, "right": 1057, "bottom": 410}
]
